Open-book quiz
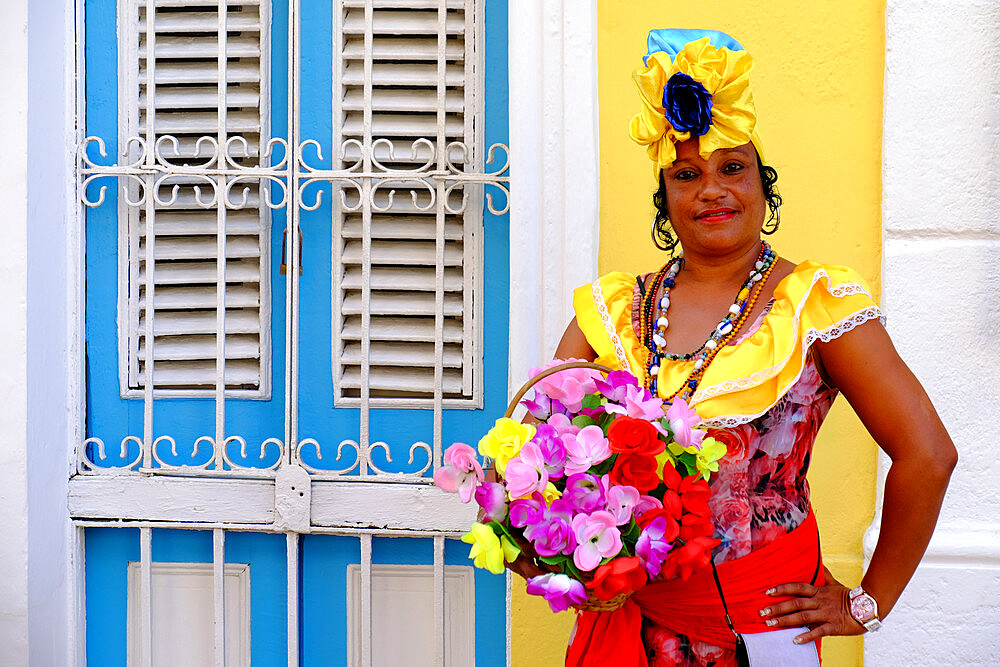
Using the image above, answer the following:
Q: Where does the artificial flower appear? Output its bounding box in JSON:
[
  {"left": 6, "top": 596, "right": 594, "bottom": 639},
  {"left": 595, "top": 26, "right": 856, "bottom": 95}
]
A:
[
  {"left": 604, "top": 384, "right": 666, "bottom": 422},
  {"left": 571, "top": 511, "right": 623, "bottom": 572},
  {"left": 658, "top": 535, "right": 719, "bottom": 582},
  {"left": 461, "top": 523, "right": 520, "bottom": 575},
  {"left": 477, "top": 418, "right": 536, "bottom": 474},
  {"left": 693, "top": 436, "right": 727, "bottom": 481},
  {"left": 529, "top": 358, "right": 602, "bottom": 413},
  {"left": 662, "top": 72, "right": 713, "bottom": 135},
  {"left": 594, "top": 370, "right": 638, "bottom": 403},
  {"left": 541, "top": 481, "right": 562, "bottom": 505},
  {"left": 531, "top": 424, "right": 567, "bottom": 479},
  {"left": 509, "top": 492, "right": 546, "bottom": 528},
  {"left": 432, "top": 442, "right": 484, "bottom": 503},
  {"left": 562, "top": 473, "right": 605, "bottom": 513},
  {"left": 635, "top": 507, "right": 680, "bottom": 543},
  {"left": 665, "top": 398, "right": 706, "bottom": 450},
  {"left": 604, "top": 480, "right": 641, "bottom": 526},
  {"left": 524, "top": 499, "right": 577, "bottom": 557},
  {"left": 586, "top": 556, "right": 648, "bottom": 601},
  {"left": 636, "top": 516, "right": 675, "bottom": 577},
  {"left": 475, "top": 481, "right": 508, "bottom": 523},
  {"left": 504, "top": 442, "right": 549, "bottom": 499},
  {"left": 562, "top": 425, "right": 612, "bottom": 476},
  {"left": 609, "top": 454, "right": 661, "bottom": 493},
  {"left": 679, "top": 511, "right": 715, "bottom": 542},
  {"left": 607, "top": 416, "right": 663, "bottom": 457},
  {"left": 526, "top": 573, "right": 588, "bottom": 613},
  {"left": 633, "top": 494, "right": 664, "bottom": 521}
]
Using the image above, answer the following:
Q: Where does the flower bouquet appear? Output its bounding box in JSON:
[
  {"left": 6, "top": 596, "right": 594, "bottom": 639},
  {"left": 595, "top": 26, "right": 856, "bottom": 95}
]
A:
[{"left": 434, "top": 360, "right": 728, "bottom": 613}]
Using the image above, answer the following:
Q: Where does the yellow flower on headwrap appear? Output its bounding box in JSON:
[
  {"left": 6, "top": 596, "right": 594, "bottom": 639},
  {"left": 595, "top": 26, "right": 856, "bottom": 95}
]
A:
[{"left": 629, "top": 35, "right": 758, "bottom": 178}]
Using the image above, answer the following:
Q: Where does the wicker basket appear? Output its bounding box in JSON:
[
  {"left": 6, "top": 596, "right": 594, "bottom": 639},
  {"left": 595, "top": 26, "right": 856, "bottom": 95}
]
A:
[{"left": 502, "top": 360, "right": 635, "bottom": 613}]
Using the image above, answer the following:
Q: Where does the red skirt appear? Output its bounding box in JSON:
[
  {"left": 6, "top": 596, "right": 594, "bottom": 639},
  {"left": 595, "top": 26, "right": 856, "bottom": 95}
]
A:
[{"left": 565, "top": 509, "right": 824, "bottom": 667}]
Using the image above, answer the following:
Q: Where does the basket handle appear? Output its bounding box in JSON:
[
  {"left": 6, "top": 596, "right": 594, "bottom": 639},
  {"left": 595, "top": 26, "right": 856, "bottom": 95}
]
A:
[{"left": 504, "top": 361, "right": 616, "bottom": 419}]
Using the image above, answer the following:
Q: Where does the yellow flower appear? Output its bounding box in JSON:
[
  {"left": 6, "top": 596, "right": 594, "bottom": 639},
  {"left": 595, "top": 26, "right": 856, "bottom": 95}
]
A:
[
  {"left": 541, "top": 481, "right": 562, "bottom": 505},
  {"left": 461, "top": 523, "right": 521, "bottom": 575},
  {"left": 694, "top": 436, "right": 728, "bottom": 481},
  {"left": 654, "top": 449, "right": 677, "bottom": 479},
  {"left": 629, "top": 36, "right": 757, "bottom": 178},
  {"left": 477, "top": 418, "right": 536, "bottom": 474}
]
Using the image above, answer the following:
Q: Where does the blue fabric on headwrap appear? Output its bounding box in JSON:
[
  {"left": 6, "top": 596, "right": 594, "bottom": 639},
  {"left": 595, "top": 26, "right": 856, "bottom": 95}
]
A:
[{"left": 643, "top": 28, "right": 745, "bottom": 65}]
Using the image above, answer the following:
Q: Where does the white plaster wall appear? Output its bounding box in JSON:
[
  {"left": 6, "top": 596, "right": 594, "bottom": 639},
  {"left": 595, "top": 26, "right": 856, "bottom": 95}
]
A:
[
  {"left": 507, "top": 0, "right": 600, "bottom": 396},
  {"left": 869, "top": 1, "right": 1000, "bottom": 664},
  {"left": 0, "top": 0, "right": 30, "bottom": 664}
]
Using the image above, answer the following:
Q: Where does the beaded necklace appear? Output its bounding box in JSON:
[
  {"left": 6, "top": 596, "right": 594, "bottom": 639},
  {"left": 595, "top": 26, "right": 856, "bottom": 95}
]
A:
[{"left": 641, "top": 241, "right": 777, "bottom": 402}]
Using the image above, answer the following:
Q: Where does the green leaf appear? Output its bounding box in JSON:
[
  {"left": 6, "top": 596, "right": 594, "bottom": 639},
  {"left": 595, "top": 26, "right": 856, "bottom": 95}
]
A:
[
  {"left": 677, "top": 452, "right": 698, "bottom": 477},
  {"left": 562, "top": 559, "right": 584, "bottom": 581},
  {"left": 538, "top": 555, "right": 568, "bottom": 567},
  {"left": 591, "top": 455, "right": 616, "bottom": 476},
  {"left": 622, "top": 520, "right": 641, "bottom": 543},
  {"left": 571, "top": 415, "right": 598, "bottom": 429},
  {"left": 581, "top": 393, "right": 603, "bottom": 409}
]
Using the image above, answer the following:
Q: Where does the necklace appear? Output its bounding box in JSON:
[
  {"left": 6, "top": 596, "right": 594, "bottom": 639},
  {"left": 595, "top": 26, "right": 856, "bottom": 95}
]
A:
[{"left": 642, "top": 241, "right": 777, "bottom": 402}]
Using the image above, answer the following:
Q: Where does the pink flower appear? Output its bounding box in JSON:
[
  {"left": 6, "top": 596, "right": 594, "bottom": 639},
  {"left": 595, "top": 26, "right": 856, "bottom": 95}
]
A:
[
  {"left": 603, "top": 479, "right": 641, "bottom": 525},
  {"left": 503, "top": 442, "right": 549, "bottom": 499},
  {"left": 509, "top": 493, "right": 546, "bottom": 528},
  {"left": 475, "top": 482, "right": 508, "bottom": 523},
  {"left": 571, "top": 511, "right": 623, "bottom": 571},
  {"left": 562, "top": 425, "right": 612, "bottom": 475},
  {"left": 666, "top": 398, "right": 705, "bottom": 450},
  {"left": 526, "top": 573, "right": 588, "bottom": 613},
  {"left": 634, "top": 494, "right": 664, "bottom": 520},
  {"left": 636, "top": 516, "right": 674, "bottom": 577},
  {"left": 433, "top": 442, "right": 484, "bottom": 503},
  {"left": 546, "top": 413, "right": 580, "bottom": 435},
  {"left": 605, "top": 383, "right": 666, "bottom": 422},
  {"left": 529, "top": 358, "right": 601, "bottom": 413}
]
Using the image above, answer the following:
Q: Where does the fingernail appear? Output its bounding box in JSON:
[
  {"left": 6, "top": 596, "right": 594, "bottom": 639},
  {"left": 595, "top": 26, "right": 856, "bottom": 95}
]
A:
[
  {"left": 765, "top": 619, "right": 777, "bottom": 627},
  {"left": 759, "top": 608, "right": 770, "bottom": 617},
  {"left": 793, "top": 637, "right": 802, "bottom": 645},
  {"left": 765, "top": 588, "right": 776, "bottom": 595}
]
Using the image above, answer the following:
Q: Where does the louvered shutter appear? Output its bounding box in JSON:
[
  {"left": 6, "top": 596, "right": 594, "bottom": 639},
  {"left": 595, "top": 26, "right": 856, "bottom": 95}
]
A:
[
  {"left": 121, "top": 0, "right": 270, "bottom": 396},
  {"left": 333, "top": 0, "right": 482, "bottom": 405}
]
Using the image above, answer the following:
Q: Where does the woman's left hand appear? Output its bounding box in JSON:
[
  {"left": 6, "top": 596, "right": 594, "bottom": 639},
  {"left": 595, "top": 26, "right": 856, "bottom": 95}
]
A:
[{"left": 759, "top": 567, "right": 864, "bottom": 644}]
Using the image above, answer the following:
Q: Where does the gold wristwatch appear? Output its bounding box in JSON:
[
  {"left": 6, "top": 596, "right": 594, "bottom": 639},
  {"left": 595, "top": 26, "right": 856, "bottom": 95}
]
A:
[{"left": 849, "top": 586, "right": 882, "bottom": 632}]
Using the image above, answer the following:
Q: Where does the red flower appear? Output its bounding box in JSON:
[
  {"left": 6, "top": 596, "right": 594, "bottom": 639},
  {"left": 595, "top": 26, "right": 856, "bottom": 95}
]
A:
[
  {"left": 635, "top": 508, "right": 680, "bottom": 542},
  {"left": 678, "top": 476, "right": 712, "bottom": 518},
  {"left": 679, "top": 512, "right": 714, "bottom": 541},
  {"left": 658, "top": 536, "right": 719, "bottom": 582},
  {"left": 607, "top": 417, "right": 663, "bottom": 457},
  {"left": 586, "top": 556, "right": 648, "bottom": 601},
  {"left": 610, "top": 454, "right": 660, "bottom": 492}
]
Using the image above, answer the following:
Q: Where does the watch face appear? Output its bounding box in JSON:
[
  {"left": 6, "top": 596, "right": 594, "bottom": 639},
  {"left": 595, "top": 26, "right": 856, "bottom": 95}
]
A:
[{"left": 851, "top": 595, "right": 877, "bottom": 622}]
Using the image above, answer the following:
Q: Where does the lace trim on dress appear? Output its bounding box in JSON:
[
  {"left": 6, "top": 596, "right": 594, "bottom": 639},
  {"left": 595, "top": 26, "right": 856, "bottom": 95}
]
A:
[
  {"left": 699, "top": 305, "right": 884, "bottom": 428},
  {"left": 592, "top": 278, "right": 631, "bottom": 370}
]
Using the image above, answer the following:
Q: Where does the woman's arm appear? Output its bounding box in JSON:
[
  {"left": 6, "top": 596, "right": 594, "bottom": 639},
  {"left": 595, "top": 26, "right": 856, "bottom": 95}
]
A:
[{"left": 762, "top": 319, "right": 957, "bottom": 642}]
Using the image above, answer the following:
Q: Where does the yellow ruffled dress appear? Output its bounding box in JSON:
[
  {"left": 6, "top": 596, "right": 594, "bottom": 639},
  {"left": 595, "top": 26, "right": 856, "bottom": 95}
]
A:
[{"left": 573, "top": 260, "right": 883, "bottom": 427}]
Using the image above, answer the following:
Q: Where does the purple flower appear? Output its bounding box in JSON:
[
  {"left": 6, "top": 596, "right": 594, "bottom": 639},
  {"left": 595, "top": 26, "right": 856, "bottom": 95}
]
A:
[
  {"left": 475, "top": 482, "right": 507, "bottom": 523},
  {"left": 662, "top": 72, "right": 713, "bottom": 136},
  {"left": 509, "top": 493, "right": 546, "bottom": 528},
  {"left": 531, "top": 424, "right": 567, "bottom": 479},
  {"left": 562, "top": 473, "right": 606, "bottom": 513},
  {"left": 521, "top": 390, "right": 552, "bottom": 420},
  {"left": 524, "top": 499, "right": 577, "bottom": 557},
  {"left": 571, "top": 511, "right": 623, "bottom": 572},
  {"left": 562, "top": 425, "right": 612, "bottom": 476},
  {"left": 504, "top": 442, "right": 549, "bottom": 499},
  {"left": 666, "top": 397, "right": 705, "bottom": 450},
  {"left": 604, "top": 481, "right": 641, "bottom": 526},
  {"left": 594, "top": 370, "right": 639, "bottom": 404},
  {"left": 526, "top": 573, "right": 588, "bottom": 613},
  {"left": 636, "top": 516, "right": 674, "bottom": 577},
  {"left": 604, "top": 384, "right": 666, "bottom": 422},
  {"left": 633, "top": 494, "right": 663, "bottom": 521},
  {"left": 528, "top": 358, "right": 602, "bottom": 413},
  {"left": 432, "top": 442, "right": 484, "bottom": 503}
]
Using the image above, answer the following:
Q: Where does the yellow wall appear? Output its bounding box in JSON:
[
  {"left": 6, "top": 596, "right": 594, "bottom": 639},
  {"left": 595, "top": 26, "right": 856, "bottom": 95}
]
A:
[{"left": 510, "top": 3, "right": 885, "bottom": 666}]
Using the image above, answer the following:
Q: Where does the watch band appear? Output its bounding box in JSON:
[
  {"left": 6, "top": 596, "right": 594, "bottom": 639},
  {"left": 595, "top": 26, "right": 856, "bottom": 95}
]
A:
[{"left": 849, "top": 586, "right": 882, "bottom": 632}]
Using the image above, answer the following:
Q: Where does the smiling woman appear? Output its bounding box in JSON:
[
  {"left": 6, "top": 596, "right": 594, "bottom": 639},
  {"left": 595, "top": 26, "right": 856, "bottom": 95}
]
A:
[{"left": 514, "top": 28, "right": 957, "bottom": 667}]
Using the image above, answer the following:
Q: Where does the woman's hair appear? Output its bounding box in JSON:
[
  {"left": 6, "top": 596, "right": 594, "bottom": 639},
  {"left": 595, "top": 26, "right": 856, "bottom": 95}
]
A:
[{"left": 651, "top": 153, "right": 782, "bottom": 254}]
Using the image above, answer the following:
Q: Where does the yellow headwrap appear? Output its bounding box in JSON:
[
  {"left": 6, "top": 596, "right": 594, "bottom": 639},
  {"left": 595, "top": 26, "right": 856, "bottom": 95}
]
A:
[{"left": 629, "top": 32, "right": 764, "bottom": 179}]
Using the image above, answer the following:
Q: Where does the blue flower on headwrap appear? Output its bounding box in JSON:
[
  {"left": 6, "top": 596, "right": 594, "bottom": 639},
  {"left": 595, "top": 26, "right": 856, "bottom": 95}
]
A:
[{"left": 662, "top": 72, "right": 713, "bottom": 136}]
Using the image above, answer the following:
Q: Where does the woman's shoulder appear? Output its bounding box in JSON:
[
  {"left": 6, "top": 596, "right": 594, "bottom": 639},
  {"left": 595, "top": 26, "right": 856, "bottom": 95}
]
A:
[{"left": 571, "top": 271, "right": 647, "bottom": 376}]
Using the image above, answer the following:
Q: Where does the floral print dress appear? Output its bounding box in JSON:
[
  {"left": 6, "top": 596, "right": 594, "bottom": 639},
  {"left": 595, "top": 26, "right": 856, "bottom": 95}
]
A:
[{"left": 632, "top": 287, "right": 838, "bottom": 667}]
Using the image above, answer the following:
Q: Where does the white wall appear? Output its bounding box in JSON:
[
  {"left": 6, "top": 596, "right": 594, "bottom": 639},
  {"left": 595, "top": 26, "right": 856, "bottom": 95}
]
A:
[
  {"left": 869, "top": 1, "right": 1000, "bottom": 664},
  {"left": 0, "top": 0, "right": 30, "bottom": 663}
]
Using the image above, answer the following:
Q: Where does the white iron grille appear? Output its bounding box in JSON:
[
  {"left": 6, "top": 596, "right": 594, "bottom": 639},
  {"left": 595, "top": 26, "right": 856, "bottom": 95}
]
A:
[
  {"left": 332, "top": 1, "right": 482, "bottom": 405},
  {"left": 120, "top": 0, "right": 270, "bottom": 396}
]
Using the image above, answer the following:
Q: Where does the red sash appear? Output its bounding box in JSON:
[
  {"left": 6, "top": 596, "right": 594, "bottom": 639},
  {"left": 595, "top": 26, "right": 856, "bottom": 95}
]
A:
[{"left": 566, "top": 510, "right": 823, "bottom": 667}]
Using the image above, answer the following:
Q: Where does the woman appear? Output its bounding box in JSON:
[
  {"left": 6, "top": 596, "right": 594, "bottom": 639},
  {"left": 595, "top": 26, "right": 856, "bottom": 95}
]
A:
[{"left": 526, "top": 29, "right": 955, "bottom": 666}]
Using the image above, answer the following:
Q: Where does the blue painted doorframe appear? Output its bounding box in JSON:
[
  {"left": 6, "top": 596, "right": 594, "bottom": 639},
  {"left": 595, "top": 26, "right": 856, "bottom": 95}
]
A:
[{"left": 82, "top": 0, "right": 510, "bottom": 663}]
